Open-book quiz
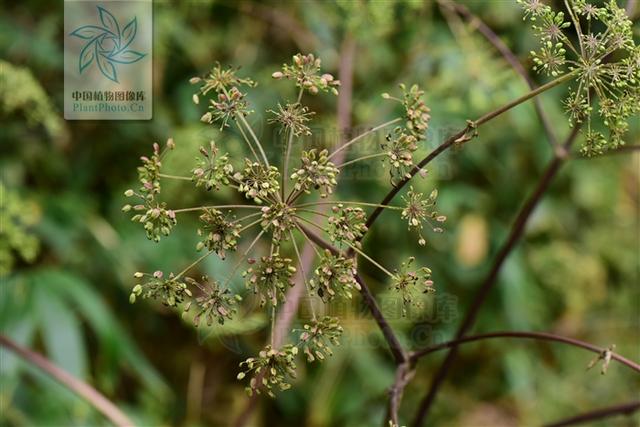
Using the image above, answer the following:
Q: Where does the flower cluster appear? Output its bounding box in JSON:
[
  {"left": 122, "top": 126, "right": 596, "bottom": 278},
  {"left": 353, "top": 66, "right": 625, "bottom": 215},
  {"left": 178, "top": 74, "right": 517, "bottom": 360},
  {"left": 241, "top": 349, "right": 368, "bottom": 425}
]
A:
[
  {"left": 268, "top": 102, "right": 315, "bottom": 137},
  {"left": 298, "top": 316, "right": 343, "bottom": 362},
  {"left": 531, "top": 41, "right": 567, "bottom": 76},
  {"left": 196, "top": 208, "right": 241, "bottom": 258},
  {"left": 191, "top": 63, "right": 256, "bottom": 99},
  {"left": 202, "top": 87, "right": 253, "bottom": 129},
  {"left": 400, "top": 83, "right": 431, "bottom": 140},
  {"left": 136, "top": 142, "right": 163, "bottom": 197},
  {"left": 391, "top": 257, "right": 434, "bottom": 316},
  {"left": 327, "top": 205, "right": 368, "bottom": 249},
  {"left": 235, "top": 160, "right": 281, "bottom": 204},
  {"left": 243, "top": 255, "right": 297, "bottom": 307},
  {"left": 260, "top": 203, "right": 296, "bottom": 244},
  {"left": 519, "top": 0, "right": 640, "bottom": 154},
  {"left": 123, "top": 53, "right": 446, "bottom": 398},
  {"left": 382, "top": 84, "right": 431, "bottom": 182},
  {"left": 310, "top": 250, "right": 360, "bottom": 301},
  {"left": 382, "top": 130, "right": 418, "bottom": 180},
  {"left": 272, "top": 53, "right": 340, "bottom": 95},
  {"left": 401, "top": 186, "right": 445, "bottom": 246},
  {"left": 290, "top": 149, "right": 339, "bottom": 198},
  {"left": 125, "top": 201, "right": 177, "bottom": 243},
  {"left": 122, "top": 139, "right": 179, "bottom": 242},
  {"left": 237, "top": 344, "right": 298, "bottom": 397},
  {"left": 184, "top": 276, "right": 241, "bottom": 326},
  {"left": 192, "top": 141, "right": 233, "bottom": 191},
  {"left": 130, "top": 271, "right": 191, "bottom": 307}
]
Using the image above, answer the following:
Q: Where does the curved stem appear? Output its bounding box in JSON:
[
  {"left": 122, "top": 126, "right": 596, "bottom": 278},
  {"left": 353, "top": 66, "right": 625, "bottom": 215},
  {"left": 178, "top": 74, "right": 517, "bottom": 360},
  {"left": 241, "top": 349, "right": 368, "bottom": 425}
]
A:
[
  {"left": 237, "top": 114, "right": 270, "bottom": 167},
  {"left": 232, "top": 211, "right": 263, "bottom": 224},
  {"left": 174, "top": 250, "right": 214, "bottom": 280},
  {"left": 282, "top": 88, "right": 305, "bottom": 199},
  {"left": 411, "top": 126, "right": 581, "bottom": 427},
  {"left": 355, "top": 274, "right": 407, "bottom": 364},
  {"left": 409, "top": 331, "right": 640, "bottom": 373},
  {"left": 222, "top": 230, "right": 265, "bottom": 287},
  {"left": 440, "top": 0, "right": 559, "bottom": 149},
  {"left": 364, "top": 70, "right": 578, "bottom": 239},
  {"left": 544, "top": 400, "right": 640, "bottom": 427},
  {"left": 238, "top": 218, "right": 262, "bottom": 233},
  {"left": 296, "top": 201, "right": 402, "bottom": 210},
  {"left": 173, "top": 205, "right": 263, "bottom": 214},
  {"left": 328, "top": 117, "right": 402, "bottom": 161},
  {"left": 289, "top": 229, "right": 316, "bottom": 320},
  {"left": 343, "top": 240, "right": 396, "bottom": 279},
  {"left": 234, "top": 119, "right": 261, "bottom": 163},
  {"left": 159, "top": 173, "right": 192, "bottom": 181},
  {"left": 293, "top": 223, "right": 323, "bottom": 258},
  {"left": 295, "top": 208, "right": 331, "bottom": 218},
  {"left": 292, "top": 222, "right": 408, "bottom": 366},
  {"left": 337, "top": 153, "right": 387, "bottom": 169},
  {"left": 0, "top": 335, "right": 134, "bottom": 427}
]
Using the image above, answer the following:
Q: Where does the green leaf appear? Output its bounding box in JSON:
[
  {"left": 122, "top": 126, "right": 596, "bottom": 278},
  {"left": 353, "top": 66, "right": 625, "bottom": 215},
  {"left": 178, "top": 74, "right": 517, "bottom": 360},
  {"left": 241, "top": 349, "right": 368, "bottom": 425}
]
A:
[
  {"left": 38, "top": 269, "right": 169, "bottom": 397},
  {"left": 37, "top": 286, "right": 88, "bottom": 379}
]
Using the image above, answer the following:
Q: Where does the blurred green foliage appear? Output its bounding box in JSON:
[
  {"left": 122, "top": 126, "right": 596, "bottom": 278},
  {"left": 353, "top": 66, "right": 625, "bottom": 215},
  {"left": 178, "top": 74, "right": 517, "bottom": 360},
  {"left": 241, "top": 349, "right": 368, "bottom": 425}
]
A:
[{"left": 1, "top": 1, "right": 638, "bottom": 426}]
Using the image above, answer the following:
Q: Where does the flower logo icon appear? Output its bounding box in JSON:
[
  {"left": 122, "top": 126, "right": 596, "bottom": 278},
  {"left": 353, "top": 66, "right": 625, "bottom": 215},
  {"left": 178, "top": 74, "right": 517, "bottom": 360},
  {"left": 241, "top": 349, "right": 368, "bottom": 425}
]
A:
[{"left": 70, "top": 6, "right": 146, "bottom": 83}]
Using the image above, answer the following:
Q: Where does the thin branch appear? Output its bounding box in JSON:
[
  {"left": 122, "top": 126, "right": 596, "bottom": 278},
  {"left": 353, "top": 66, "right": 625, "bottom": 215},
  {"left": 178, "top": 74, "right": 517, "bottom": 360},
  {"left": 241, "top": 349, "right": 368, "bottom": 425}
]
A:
[
  {"left": 409, "top": 331, "right": 640, "bottom": 373},
  {"left": 237, "top": 113, "right": 271, "bottom": 168},
  {"left": 0, "top": 335, "right": 134, "bottom": 427},
  {"left": 282, "top": 88, "right": 305, "bottom": 199},
  {"left": 289, "top": 229, "right": 316, "bottom": 320},
  {"left": 337, "top": 153, "right": 388, "bottom": 169},
  {"left": 411, "top": 126, "right": 581, "bottom": 427},
  {"left": 440, "top": 0, "right": 559, "bottom": 148},
  {"left": 295, "top": 222, "right": 407, "bottom": 364},
  {"left": 173, "top": 205, "right": 262, "bottom": 214},
  {"left": 388, "top": 361, "right": 415, "bottom": 427},
  {"left": 296, "top": 201, "right": 402, "bottom": 210},
  {"left": 362, "top": 71, "right": 578, "bottom": 238},
  {"left": 174, "top": 250, "right": 214, "bottom": 280},
  {"left": 355, "top": 274, "right": 407, "bottom": 364},
  {"left": 158, "top": 173, "right": 192, "bottom": 181},
  {"left": 544, "top": 400, "right": 640, "bottom": 427},
  {"left": 328, "top": 117, "right": 402, "bottom": 161}
]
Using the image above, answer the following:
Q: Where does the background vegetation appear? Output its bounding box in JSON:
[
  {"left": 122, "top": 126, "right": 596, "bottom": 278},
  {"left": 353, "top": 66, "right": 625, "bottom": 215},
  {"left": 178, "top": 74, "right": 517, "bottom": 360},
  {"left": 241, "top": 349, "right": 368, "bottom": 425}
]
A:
[{"left": 1, "top": 1, "right": 638, "bottom": 426}]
